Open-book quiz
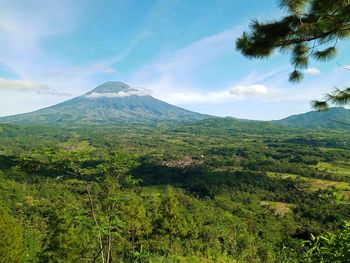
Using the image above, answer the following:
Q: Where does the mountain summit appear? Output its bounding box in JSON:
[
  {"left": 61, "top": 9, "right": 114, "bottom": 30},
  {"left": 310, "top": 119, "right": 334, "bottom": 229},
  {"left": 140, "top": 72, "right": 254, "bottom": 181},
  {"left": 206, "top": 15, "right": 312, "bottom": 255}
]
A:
[
  {"left": 0, "top": 82, "right": 210, "bottom": 125},
  {"left": 84, "top": 81, "right": 152, "bottom": 99},
  {"left": 89, "top": 81, "right": 131, "bottom": 93}
]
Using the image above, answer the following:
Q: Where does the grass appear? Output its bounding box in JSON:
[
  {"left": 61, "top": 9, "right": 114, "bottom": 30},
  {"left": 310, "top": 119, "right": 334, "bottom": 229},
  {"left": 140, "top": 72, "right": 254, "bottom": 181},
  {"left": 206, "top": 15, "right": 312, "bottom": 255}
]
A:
[
  {"left": 267, "top": 172, "right": 350, "bottom": 194},
  {"left": 308, "top": 179, "right": 349, "bottom": 191},
  {"left": 260, "top": 201, "right": 293, "bottom": 216},
  {"left": 315, "top": 162, "right": 350, "bottom": 178}
]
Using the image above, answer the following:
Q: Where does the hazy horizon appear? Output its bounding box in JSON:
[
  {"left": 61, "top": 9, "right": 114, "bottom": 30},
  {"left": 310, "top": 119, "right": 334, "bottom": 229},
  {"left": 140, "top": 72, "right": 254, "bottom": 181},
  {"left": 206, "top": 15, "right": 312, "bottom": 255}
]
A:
[
  {"left": 1, "top": 0, "right": 350, "bottom": 120},
  {"left": 2, "top": 80, "right": 344, "bottom": 122}
]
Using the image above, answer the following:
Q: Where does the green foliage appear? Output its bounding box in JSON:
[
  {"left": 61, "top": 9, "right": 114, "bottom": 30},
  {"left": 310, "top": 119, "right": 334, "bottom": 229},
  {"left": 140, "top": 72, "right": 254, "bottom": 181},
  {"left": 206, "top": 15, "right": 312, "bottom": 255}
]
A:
[
  {"left": 236, "top": 0, "right": 349, "bottom": 68},
  {"left": 40, "top": 210, "right": 93, "bottom": 263},
  {"left": 289, "top": 69, "right": 304, "bottom": 83},
  {"left": 158, "top": 187, "right": 194, "bottom": 239},
  {"left": 313, "top": 47, "right": 337, "bottom": 62},
  {"left": 120, "top": 192, "right": 152, "bottom": 259},
  {"left": 236, "top": 0, "right": 350, "bottom": 109},
  {"left": 0, "top": 122, "right": 349, "bottom": 262},
  {"left": 0, "top": 201, "right": 24, "bottom": 263},
  {"left": 311, "top": 88, "right": 350, "bottom": 111},
  {"left": 97, "top": 150, "right": 139, "bottom": 181},
  {"left": 301, "top": 222, "right": 350, "bottom": 262}
]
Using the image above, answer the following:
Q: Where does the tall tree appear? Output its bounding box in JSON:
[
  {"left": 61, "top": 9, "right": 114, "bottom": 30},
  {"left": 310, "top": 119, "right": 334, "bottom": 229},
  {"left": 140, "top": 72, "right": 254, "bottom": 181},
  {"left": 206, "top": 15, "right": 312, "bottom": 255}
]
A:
[
  {"left": 0, "top": 201, "right": 24, "bottom": 263},
  {"left": 236, "top": 0, "right": 350, "bottom": 110},
  {"left": 157, "top": 186, "right": 193, "bottom": 252},
  {"left": 40, "top": 210, "right": 92, "bottom": 263},
  {"left": 120, "top": 192, "right": 152, "bottom": 259}
]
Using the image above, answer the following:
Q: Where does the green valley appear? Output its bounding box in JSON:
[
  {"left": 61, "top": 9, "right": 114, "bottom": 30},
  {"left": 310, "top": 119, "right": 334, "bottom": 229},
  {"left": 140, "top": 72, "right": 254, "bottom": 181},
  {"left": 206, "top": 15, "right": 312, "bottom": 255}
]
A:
[{"left": 0, "top": 117, "right": 349, "bottom": 262}]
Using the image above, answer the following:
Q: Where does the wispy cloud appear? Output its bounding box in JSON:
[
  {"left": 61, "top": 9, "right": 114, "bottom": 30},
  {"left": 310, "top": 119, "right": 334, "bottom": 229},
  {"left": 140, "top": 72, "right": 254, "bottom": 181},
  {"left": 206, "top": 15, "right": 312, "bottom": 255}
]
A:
[
  {"left": 164, "top": 84, "right": 271, "bottom": 105},
  {"left": 129, "top": 26, "right": 247, "bottom": 100},
  {"left": 129, "top": 24, "right": 347, "bottom": 112},
  {"left": 305, "top": 67, "right": 320, "bottom": 75},
  {"left": 0, "top": 78, "right": 71, "bottom": 96},
  {"left": 128, "top": 25, "right": 296, "bottom": 107},
  {"left": 132, "top": 26, "right": 243, "bottom": 81},
  {"left": 0, "top": 1, "right": 113, "bottom": 97},
  {"left": 230, "top": 84, "right": 268, "bottom": 96}
]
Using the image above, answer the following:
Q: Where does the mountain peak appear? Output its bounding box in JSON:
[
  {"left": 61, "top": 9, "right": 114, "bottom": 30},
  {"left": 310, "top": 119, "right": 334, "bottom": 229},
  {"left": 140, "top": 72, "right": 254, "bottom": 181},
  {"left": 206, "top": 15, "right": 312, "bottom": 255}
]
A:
[
  {"left": 89, "top": 81, "right": 131, "bottom": 94},
  {"left": 84, "top": 81, "right": 152, "bottom": 98},
  {"left": 0, "top": 81, "right": 210, "bottom": 125}
]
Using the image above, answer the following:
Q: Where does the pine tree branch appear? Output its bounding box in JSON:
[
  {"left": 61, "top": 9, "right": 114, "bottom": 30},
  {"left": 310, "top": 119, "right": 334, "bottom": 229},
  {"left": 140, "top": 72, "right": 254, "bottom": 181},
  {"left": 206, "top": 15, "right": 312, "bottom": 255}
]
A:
[{"left": 336, "top": 62, "right": 350, "bottom": 71}]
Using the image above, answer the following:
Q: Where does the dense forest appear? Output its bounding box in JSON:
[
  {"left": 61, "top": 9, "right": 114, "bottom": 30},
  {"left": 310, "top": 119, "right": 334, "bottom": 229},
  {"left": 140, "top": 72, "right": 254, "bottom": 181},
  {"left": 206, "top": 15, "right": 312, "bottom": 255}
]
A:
[{"left": 0, "top": 119, "right": 349, "bottom": 262}]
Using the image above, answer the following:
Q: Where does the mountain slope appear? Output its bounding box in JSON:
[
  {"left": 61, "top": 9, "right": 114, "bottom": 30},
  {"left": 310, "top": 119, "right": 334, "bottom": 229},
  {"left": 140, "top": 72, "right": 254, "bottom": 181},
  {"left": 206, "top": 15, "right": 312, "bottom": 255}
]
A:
[
  {"left": 276, "top": 107, "right": 350, "bottom": 129},
  {"left": 0, "top": 82, "right": 210, "bottom": 125}
]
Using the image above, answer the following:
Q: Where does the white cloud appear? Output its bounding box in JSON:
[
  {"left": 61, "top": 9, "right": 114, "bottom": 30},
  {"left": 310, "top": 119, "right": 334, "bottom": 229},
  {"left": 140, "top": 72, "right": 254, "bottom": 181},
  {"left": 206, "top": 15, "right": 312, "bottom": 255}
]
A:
[
  {"left": 0, "top": 1, "right": 193, "bottom": 116},
  {"left": 230, "top": 84, "right": 268, "bottom": 96},
  {"left": 0, "top": 1, "right": 107, "bottom": 97},
  {"left": 305, "top": 67, "right": 320, "bottom": 75},
  {"left": 86, "top": 88, "right": 152, "bottom": 98},
  {"left": 162, "top": 84, "right": 272, "bottom": 105},
  {"left": 0, "top": 1, "right": 80, "bottom": 61},
  {"left": 129, "top": 25, "right": 321, "bottom": 108},
  {"left": 129, "top": 26, "right": 344, "bottom": 109},
  {"left": 128, "top": 22, "right": 348, "bottom": 116},
  {"left": 128, "top": 26, "right": 292, "bottom": 107},
  {"left": 0, "top": 0, "right": 118, "bottom": 115},
  {"left": 129, "top": 26, "right": 249, "bottom": 102},
  {"left": 0, "top": 78, "right": 70, "bottom": 96},
  {"left": 0, "top": 78, "right": 48, "bottom": 92},
  {"left": 144, "top": 64, "right": 350, "bottom": 107},
  {"left": 131, "top": 26, "right": 243, "bottom": 84}
]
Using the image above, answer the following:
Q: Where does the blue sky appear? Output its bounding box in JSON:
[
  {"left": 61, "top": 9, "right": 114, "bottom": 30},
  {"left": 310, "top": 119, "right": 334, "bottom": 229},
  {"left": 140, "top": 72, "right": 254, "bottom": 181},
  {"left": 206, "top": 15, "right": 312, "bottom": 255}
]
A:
[{"left": 0, "top": 0, "right": 349, "bottom": 120}]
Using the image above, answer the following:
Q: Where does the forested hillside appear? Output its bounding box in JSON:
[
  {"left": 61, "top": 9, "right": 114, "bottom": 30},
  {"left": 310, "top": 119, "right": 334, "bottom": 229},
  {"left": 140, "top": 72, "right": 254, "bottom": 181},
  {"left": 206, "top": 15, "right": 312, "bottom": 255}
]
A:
[
  {"left": 1, "top": 120, "right": 349, "bottom": 262},
  {"left": 277, "top": 107, "right": 350, "bottom": 129},
  {"left": 0, "top": 82, "right": 209, "bottom": 125}
]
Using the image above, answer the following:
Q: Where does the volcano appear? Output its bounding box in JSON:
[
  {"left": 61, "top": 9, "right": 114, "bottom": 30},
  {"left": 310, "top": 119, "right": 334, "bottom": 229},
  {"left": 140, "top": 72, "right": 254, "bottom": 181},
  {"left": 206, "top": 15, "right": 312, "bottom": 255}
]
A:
[{"left": 0, "top": 81, "right": 210, "bottom": 125}]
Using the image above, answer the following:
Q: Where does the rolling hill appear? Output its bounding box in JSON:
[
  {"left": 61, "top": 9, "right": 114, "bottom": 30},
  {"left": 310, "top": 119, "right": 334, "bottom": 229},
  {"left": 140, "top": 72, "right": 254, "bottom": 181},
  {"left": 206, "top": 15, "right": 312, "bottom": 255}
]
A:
[{"left": 276, "top": 107, "right": 350, "bottom": 129}]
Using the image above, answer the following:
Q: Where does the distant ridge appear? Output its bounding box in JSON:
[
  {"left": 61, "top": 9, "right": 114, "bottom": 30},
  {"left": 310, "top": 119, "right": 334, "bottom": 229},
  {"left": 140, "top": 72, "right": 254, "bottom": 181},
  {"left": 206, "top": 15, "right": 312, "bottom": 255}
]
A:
[
  {"left": 1, "top": 82, "right": 349, "bottom": 129},
  {"left": 0, "top": 81, "right": 211, "bottom": 125},
  {"left": 276, "top": 107, "right": 350, "bottom": 129}
]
